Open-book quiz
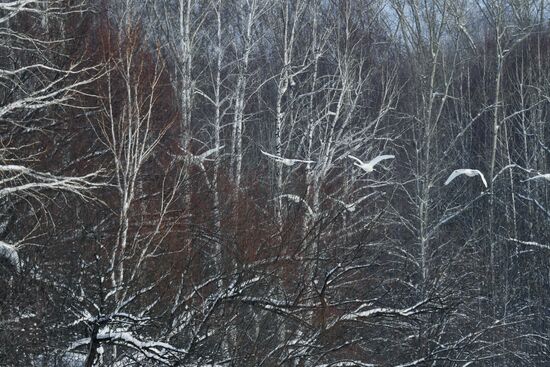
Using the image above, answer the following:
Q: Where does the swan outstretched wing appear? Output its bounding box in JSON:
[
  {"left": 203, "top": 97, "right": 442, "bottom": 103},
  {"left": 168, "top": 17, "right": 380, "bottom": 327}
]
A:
[
  {"left": 262, "top": 150, "right": 314, "bottom": 165},
  {"left": 369, "top": 154, "right": 395, "bottom": 167},
  {"left": 444, "top": 169, "right": 468, "bottom": 185},
  {"left": 348, "top": 155, "right": 364, "bottom": 165},
  {"left": 261, "top": 150, "right": 283, "bottom": 161},
  {"left": 445, "top": 169, "right": 487, "bottom": 187},
  {"left": 197, "top": 145, "right": 224, "bottom": 161},
  {"left": 477, "top": 171, "right": 488, "bottom": 188},
  {"left": 291, "top": 158, "right": 315, "bottom": 164}
]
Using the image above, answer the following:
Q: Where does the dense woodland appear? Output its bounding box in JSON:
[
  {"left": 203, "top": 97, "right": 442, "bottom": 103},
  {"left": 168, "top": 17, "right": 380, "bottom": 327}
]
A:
[{"left": 3, "top": 0, "right": 550, "bottom": 366}]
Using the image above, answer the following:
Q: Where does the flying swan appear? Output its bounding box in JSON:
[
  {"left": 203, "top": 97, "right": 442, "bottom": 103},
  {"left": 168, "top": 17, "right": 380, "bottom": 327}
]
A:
[
  {"left": 348, "top": 154, "right": 395, "bottom": 173},
  {"left": 261, "top": 150, "right": 315, "bottom": 166},
  {"left": 444, "top": 169, "right": 488, "bottom": 188}
]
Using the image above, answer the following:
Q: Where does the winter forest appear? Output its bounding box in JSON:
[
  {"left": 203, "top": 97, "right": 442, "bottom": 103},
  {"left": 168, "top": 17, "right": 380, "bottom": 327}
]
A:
[{"left": 5, "top": 0, "right": 550, "bottom": 366}]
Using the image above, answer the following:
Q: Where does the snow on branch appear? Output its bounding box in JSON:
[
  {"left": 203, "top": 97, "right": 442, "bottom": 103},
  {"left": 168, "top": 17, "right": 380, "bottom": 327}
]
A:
[
  {"left": 508, "top": 238, "right": 550, "bottom": 251},
  {"left": 0, "top": 64, "right": 101, "bottom": 120},
  {"left": 0, "top": 0, "right": 86, "bottom": 24},
  {"left": 69, "top": 327, "right": 188, "bottom": 365},
  {"left": 316, "top": 362, "right": 377, "bottom": 367},
  {"left": 340, "top": 299, "right": 429, "bottom": 322},
  {"left": 0, "top": 164, "right": 105, "bottom": 200}
]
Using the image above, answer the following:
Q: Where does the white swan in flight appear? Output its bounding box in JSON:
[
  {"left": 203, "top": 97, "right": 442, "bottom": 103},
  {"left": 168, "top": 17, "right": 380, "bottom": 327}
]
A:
[
  {"left": 348, "top": 154, "right": 395, "bottom": 173},
  {"left": 261, "top": 150, "right": 314, "bottom": 166},
  {"left": 444, "top": 169, "right": 488, "bottom": 188},
  {"left": 174, "top": 146, "right": 224, "bottom": 166},
  {"left": 194, "top": 145, "right": 224, "bottom": 162}
]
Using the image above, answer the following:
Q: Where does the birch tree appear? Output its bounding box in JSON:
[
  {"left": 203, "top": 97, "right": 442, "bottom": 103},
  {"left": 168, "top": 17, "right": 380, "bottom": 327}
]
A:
[
  {"left": 0, "top": 2, "right": 105, "bottom": 364},
  {"left": 0, "top": 1, "right": 102, "bottom": 280},
  {"left": 62, "top": 13, "right": 191, "bottom": 365}
]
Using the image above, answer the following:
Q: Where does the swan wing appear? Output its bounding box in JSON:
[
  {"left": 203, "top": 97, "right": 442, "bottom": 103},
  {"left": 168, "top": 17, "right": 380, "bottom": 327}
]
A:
[
  {"left": 475, "top": 171, "right": 488, "bottom": 188},
  {"left": 291, "top": 158, "right": 315, "bottom": 164},
  {"left": 444, "top": 169, "right": 466, "bottom": 185},
  {"left": 197, "top": 145, "right": 224, "bottom": 161},
  {"left": 369, "top": 154, "right": 395, "bottom": 167},
  {"left": 261, "top": 150, "right": 283, "bottom": 162},
  {"left": 348, "top": 155, "right": 364, "bottom": 165}
]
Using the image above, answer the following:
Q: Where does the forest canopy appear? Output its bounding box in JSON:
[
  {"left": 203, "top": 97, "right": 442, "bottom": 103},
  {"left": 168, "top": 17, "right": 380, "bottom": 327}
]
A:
[{"left": 2, "top": 0, "right": 550, "bottom": 366}]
